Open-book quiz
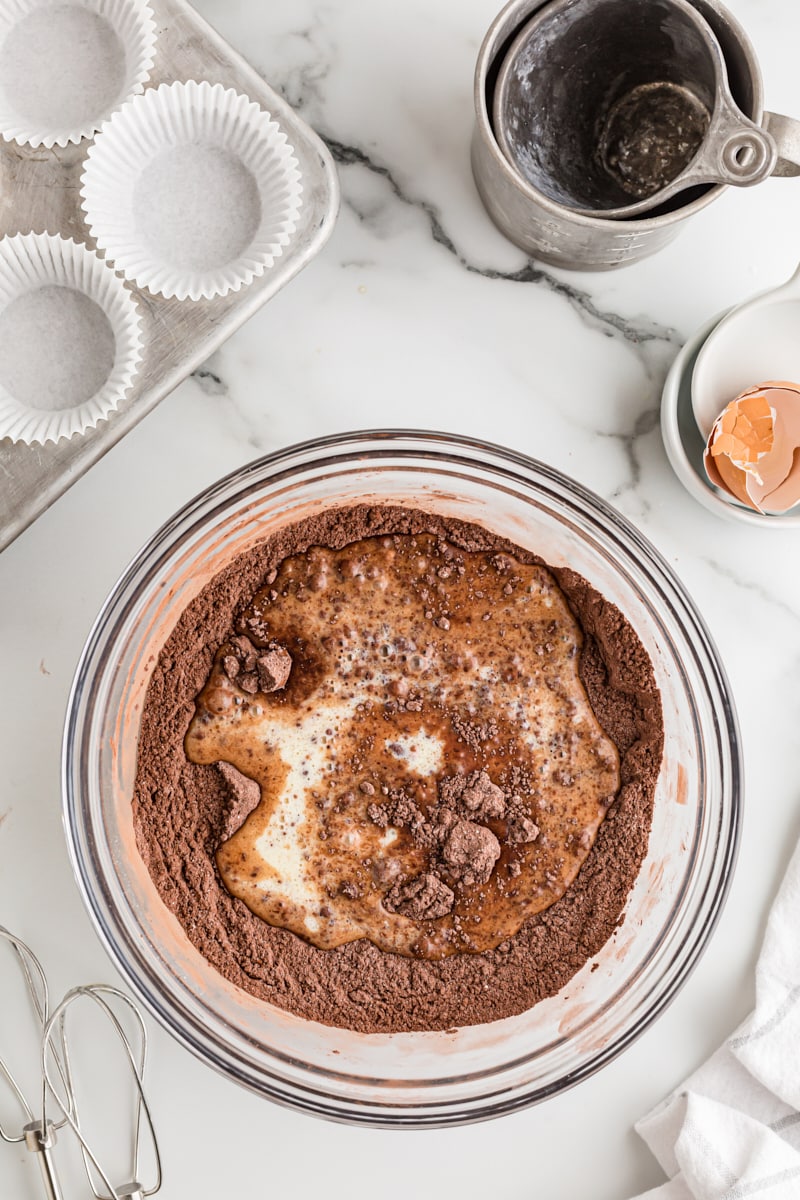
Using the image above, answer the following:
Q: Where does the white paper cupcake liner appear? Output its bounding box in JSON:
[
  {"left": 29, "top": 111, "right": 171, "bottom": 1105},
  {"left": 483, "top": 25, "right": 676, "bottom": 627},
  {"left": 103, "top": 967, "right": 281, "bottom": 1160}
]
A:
[
  {"left": 80, "top": 80, "right": 304, "bottom": 301},
  {"left": 0, "top": 0, "right": 157, "bottom": 148},
  {"left": 0, "top": 233, "right": 143, "bottom": 445}
]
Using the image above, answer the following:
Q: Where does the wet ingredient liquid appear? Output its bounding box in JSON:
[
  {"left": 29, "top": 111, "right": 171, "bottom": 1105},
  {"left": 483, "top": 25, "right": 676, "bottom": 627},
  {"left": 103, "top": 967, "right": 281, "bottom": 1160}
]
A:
[{"left": 185, "top": 533, "right": 620, "bottom": 959}]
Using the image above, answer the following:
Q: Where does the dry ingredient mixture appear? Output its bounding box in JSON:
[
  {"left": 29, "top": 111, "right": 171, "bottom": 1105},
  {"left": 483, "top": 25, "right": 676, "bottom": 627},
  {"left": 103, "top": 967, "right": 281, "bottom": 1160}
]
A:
[{"left": 133, "top": 505, "right": 664, "bottom": 1033}]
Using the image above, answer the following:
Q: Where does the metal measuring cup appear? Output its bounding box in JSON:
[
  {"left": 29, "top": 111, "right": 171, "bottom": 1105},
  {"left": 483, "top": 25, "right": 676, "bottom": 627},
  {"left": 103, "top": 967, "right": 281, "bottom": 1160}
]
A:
[
  {"left": 493, "top": 0, "right": 777, "bottom": 219},
  {"left": 472, "top": 0, "right": 800, "bottom": 268}
]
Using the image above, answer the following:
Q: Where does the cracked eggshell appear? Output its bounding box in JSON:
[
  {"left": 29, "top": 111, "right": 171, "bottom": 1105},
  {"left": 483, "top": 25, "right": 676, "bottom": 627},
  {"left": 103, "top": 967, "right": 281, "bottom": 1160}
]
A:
[{"left": 704, "top": 382, "right": 800, "bottom": 514}]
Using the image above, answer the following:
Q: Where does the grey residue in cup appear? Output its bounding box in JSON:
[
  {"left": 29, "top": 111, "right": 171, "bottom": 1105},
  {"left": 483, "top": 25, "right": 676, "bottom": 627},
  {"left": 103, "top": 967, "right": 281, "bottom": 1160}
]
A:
[{"left": 597, "top": 81, "right": 710, "bottom": 200}]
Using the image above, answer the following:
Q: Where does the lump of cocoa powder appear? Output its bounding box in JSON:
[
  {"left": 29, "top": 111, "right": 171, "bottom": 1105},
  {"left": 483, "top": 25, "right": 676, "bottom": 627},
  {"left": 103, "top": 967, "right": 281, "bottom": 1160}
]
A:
[
  {"left": 221, "top": 654, "right": 240, "bottom": 679},
  {"left": 216, "top": 762, "right": 262, "bottom": 837},
  {"left": 383, "top": 873, "right": 455, "bottom": 919},
  {"left": 367, "top": 787, "right": 506, "bottom": 890},
  {"left": 367, "top": 793, "right": 424, "bottom": 831},
  {"left": 438, "top": 769, "right": 507, "bottom": 821},
  {"left": 221, "top": 634, "right": 292, "bottom": 694},
  {"left": 229, "top": 635, "right": 258, "bottom": 672},
  {"left": 450, "top": 714, "right": 498, "bottom": 749},
  {"left": 506, "top": 797, "right": 540, "bottom": 845},
  {"left": 256, "top": 646, "right": 292, "bottom": 692},
  {"left": 441, "top": 819, "right": 501, "bottom": 886},
  {"left": 463, "top": 771, "right": 507, "bottom": 819}
]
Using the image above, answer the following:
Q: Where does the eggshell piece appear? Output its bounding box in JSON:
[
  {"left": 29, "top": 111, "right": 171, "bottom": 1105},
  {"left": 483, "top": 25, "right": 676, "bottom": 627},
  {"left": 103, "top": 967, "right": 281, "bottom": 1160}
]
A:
[{"left": 704, "top": 382, "right": 800, "bottom": 514}]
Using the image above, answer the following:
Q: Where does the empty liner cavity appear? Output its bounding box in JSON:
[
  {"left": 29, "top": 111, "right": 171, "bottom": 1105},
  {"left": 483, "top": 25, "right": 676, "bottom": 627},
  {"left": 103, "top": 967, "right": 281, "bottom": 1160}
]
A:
[
  {"left": 0, "top": 0, "right": 157, "bottom": 148},
  {"left": 0, "top": 233, "right": 143, "bottom": 445},
  {"left": 80, "top": 80, "right": 304, "bottom": 301}
]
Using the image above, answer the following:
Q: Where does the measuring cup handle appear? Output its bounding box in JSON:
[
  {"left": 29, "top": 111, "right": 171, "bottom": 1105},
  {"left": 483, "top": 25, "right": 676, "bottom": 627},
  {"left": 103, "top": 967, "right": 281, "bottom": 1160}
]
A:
[
  {"left": 764, "top": 112, "right": 800, "bottom": 178},
  {"left": 684, "top": 90, "right": 777, "bottom": 190}
]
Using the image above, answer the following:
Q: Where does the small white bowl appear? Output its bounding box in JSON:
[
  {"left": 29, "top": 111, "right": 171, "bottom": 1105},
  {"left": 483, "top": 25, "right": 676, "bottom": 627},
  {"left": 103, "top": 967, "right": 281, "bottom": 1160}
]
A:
[
  {"left": 660, "top": 312, "right": 800, "bottom": 528},
  {"left": 691, "top": 264, "right": 800, "bottom": 439}
]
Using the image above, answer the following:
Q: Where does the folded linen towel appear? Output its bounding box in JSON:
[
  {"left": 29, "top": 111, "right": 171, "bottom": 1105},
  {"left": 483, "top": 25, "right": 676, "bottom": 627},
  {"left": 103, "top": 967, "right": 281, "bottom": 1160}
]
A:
[{"left": 631, "top": 836, "right": 800, "bottom": 1199}]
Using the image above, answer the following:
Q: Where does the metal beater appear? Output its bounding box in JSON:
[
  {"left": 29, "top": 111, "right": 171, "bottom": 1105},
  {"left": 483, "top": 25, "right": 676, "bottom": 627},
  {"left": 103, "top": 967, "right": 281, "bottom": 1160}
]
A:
[
  {"left": 0, "top": 928, "right": 67, "bottom": 1199},
  {"left": 0, "top": 927, "right": 162, "bottom": 1200}
]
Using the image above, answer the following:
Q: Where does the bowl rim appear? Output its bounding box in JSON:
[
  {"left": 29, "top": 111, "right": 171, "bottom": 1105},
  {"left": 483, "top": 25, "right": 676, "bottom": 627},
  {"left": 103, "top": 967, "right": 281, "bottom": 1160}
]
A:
[{"left": 62, "top": 429, "right": 743, "bottom": 1126}]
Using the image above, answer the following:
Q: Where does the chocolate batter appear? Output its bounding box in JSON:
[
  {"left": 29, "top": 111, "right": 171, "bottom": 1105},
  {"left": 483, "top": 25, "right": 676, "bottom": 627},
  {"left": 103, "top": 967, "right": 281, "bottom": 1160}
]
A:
[{"left": 133, "top": 505, "right": 663, "bottom": 1033}]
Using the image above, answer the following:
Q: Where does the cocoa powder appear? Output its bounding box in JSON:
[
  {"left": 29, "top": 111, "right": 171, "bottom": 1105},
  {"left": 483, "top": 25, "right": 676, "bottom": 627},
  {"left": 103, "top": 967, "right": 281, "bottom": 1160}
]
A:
[{"left": 132, "top": 505, "right": 663, "bottom": 1033}]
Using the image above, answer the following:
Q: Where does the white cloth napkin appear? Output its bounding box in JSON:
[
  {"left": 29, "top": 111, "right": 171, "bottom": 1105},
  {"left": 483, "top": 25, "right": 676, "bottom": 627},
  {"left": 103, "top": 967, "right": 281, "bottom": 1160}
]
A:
[{"left": 630, "top": 836, "right": 800, "bottom": 1200}]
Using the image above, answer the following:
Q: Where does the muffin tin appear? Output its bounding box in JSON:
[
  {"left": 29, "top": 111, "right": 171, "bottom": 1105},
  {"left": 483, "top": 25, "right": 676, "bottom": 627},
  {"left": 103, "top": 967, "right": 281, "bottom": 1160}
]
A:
[{"left": 0, "top": 0, "right": 339, "bottom": 551}]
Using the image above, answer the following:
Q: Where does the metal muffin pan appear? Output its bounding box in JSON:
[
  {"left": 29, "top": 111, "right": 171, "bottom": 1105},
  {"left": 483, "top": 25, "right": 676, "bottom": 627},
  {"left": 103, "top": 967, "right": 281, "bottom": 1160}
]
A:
[{"left": 0, "top": 0, "right": 339, "bottom": 552}]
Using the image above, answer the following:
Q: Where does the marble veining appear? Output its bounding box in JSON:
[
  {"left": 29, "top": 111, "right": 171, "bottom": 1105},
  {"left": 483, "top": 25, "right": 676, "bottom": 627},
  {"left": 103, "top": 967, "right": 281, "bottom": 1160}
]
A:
[{"left": 191, "top": 363, "right": 228, "bottom": 395}]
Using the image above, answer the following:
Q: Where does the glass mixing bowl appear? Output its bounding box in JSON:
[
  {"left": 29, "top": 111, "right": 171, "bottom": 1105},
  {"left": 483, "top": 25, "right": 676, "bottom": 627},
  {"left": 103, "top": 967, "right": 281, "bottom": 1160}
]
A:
[{"left": 63, "top": 431, "right": 741, "bottom": 1127}]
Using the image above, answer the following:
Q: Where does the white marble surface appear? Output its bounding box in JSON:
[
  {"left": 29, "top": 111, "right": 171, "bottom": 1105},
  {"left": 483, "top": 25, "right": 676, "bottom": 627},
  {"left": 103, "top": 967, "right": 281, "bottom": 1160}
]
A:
[{"left": 2, "top": 1, "right": 800, "bottom": 1196}]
